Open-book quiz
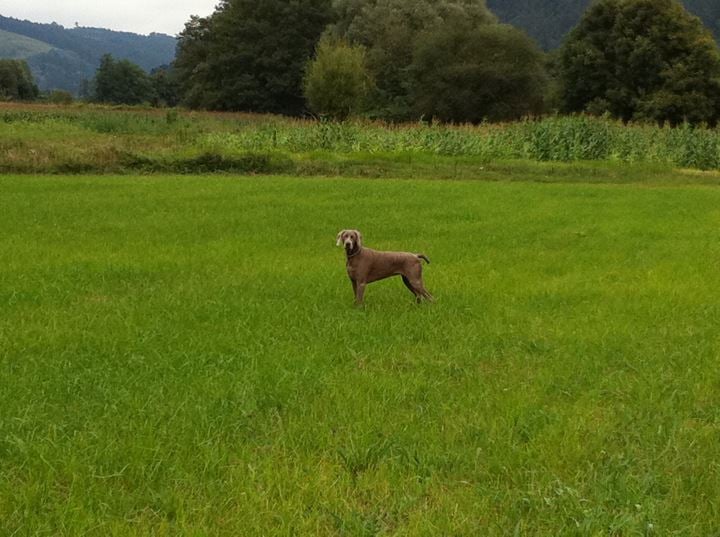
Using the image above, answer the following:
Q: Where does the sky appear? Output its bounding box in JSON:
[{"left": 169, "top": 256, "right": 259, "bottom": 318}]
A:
[{"left": 1, "top": 0, "right": 220, "bottom": 36}]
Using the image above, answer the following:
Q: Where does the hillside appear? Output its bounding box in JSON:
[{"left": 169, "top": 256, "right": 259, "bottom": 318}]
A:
[
  {"left": 487, "top": 0, "right": 720, "bottom": 49},
  {"left": 0, "top": 15, "right": 176, "bottom": 94},
  {"left": 0, "top": 28, "right": 52, "bottom": 58}
]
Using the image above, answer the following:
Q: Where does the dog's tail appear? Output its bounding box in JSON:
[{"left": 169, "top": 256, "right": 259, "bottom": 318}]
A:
[{"left": 416, "top": 254, "right": 430, "bottom": 264}]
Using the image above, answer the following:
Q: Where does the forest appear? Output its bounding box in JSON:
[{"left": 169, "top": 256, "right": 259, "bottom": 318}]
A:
[
  {"left": 2, "top": 0, "right": 720, "bottom": 127},
  {"left": 171, "top": 0, "right": 720, "bottom": 125}
]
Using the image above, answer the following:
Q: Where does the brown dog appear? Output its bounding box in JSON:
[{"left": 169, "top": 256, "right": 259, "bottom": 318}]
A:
[{"left": 336, "top": 229, "right": 433, "bottom": 305}]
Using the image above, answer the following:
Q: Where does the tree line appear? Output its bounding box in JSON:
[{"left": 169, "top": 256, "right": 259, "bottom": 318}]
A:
[
  {"left": 0, "top": 55, "right": 179, "bottom": 107},
  {"left": 3, "top": 0, "right": 720, "bottom": 126}
]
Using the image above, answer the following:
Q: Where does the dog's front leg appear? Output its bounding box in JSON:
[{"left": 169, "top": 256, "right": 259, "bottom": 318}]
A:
[
  {"left": 355, "top": 282, "right": 367, "bottom": 305},
  {"left": 350, "top": 279, "right": 357, "bottom": 298}
]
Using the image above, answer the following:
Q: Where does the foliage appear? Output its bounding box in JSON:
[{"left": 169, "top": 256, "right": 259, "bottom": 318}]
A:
[
  {"left": 558, "top": 0, "right": 720, "bottom": 126},
  {"left": 174, "top": 0, "right": 333, "bottom": 114},
  {"left": 330, "top": 0, "right": 497, "bottom": 120},
  {"left": 0, "top": 59, "right": 39, "bottom": 101},
  {"left": 93, "top": 54, "right": 155, "bottom": 105},
  {"left": 410, "top": 23, "right": 548, "bottom": 122},
  {"left": 47, "top": 89, "right": 74, "bottom": 105},
  {"left": 172, "top": 16, "right": 212, "bottom": 110},
  {"left": 486, "top": 0, "right": 720, "bottom": 50},
  {"left": 303, "top": 37, "right": 372, "bottom": 120},
  {"left": 149, "top": 67, "right": 180, "bottom": 108}
]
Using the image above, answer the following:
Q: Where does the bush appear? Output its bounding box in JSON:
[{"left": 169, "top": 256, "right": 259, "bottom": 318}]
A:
[
  {"left": 47, "top": 90, "right": 74, "bottom": 105},
  {"left": 94, "top": 54, "right": 155, "bottom": 105},
  {"left": 410, "top": 23, "right": 548, "bottom": 123},
  {"left": 304, "top": 38, "right": 372, "bottom": 120}
]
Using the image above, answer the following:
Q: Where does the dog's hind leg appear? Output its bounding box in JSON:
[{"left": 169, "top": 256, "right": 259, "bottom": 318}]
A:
[
  {"left": 408, "top": 276, "right": 433, "bottom": 302},
  {"left": 402, "top": 275, "right": 422, "bottom": 303},
  {"left": 420, "top": 286, "right": 434, "bottom": 301}
]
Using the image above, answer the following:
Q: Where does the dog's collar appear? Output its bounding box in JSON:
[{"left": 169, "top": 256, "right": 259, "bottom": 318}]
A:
[{"left": 346, "top": 246, "right": 362, "bottom": 259}]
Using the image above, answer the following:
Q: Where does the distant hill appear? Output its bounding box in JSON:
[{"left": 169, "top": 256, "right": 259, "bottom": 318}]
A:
[
  {"left": 0, "top": 15, "right": 176, "bottom": 94},
  {"left": 487, "top": 0, "right": 720, "bottom": 50},
  {"left": 0, "top": 28, "right": 52, "bottom": 58}
]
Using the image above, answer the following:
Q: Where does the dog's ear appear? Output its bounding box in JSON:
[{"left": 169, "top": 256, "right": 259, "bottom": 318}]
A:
[
  {"left": 355, "top": 230, "right": 363, "bottom": 247},
  {"left": 336, "top": 230, "right": 346, "bottom": 246}
]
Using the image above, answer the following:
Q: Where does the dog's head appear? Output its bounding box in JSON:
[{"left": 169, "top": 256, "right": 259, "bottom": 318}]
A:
[{"left": 336, "top": 229, "right": 363, "bottom": 253}]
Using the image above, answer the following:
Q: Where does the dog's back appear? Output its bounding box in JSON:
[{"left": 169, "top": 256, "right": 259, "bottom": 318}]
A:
[{"left": 354, "top": 248, "right": 424, "bottom": 283}]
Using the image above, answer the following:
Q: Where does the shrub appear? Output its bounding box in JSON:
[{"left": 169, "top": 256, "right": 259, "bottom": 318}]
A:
[
  {"left": 304, "top": 38, "right": 372, "bottom": 120},
  {"left": 47, "top": 90, "right": 74, "bottom": 105}
]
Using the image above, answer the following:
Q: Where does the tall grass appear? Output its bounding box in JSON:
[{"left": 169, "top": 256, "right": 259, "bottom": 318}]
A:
[{"left": 1, "top": 104, "right": 719, "bottom": 174}]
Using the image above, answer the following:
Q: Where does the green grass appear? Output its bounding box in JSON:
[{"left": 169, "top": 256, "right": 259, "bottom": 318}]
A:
[{"left": 2, "top": 174, "right": 720, "bottom": 535}]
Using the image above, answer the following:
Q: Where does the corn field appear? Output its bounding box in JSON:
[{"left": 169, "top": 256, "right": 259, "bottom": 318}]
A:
[{"left": 202, "top": 115, "right": 720, "bottom": 170}]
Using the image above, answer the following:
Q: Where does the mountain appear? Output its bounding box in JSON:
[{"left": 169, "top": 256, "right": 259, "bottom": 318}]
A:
[
  {"left": 486, "top": 0, "right": 720, "bottom": 50},
  {"left": 0, "top": 15, "right": 176, "bottom": 94}
]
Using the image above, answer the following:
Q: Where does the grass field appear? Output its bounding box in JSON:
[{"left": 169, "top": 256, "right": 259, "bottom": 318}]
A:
[{"left": 2, "top": 173, "right": 720, "bottom": 535}]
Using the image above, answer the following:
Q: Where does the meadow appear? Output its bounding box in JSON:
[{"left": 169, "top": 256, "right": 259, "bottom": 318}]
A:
[{"left": 2, "top": 172, "right": 720, "bottom": 535}]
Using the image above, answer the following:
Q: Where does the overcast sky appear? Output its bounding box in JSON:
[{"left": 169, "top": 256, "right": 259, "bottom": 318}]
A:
[{"left": 1, "top": 1, "right": 220, "bottom": 36}]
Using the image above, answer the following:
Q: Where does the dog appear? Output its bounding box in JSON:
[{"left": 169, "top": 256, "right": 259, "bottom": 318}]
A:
[{"left": 336, "top": 229, "right": 433, "bottom": 305}]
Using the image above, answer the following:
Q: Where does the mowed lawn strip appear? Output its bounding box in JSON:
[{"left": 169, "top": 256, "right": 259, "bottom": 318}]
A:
[{"left": 1, "top": 175, "right": 720, "bottom": 535}]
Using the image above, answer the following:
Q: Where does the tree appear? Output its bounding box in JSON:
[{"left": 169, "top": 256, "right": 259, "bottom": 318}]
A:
[
  {"left": 150, "top": 66, "right": 180, "bottom": 108},
  {"left": 483, "top": 1, "right": 720, "bottom": 50},
  {"left": 0, "top": 59, "right": 39, "bottom": 101},
  {"left": 558, "top": 0, "right": 720, "bottom": 125},
  {"left": 330, "top": 0, "right": 497, "bottom": 120},
  {"left": 410, "top": 23, "right": 548, "bottom": 122},
  {"left": 174, "top": 0, "right": 333, "bottom": 114},
  {"left": 173, "top": 15, "right": 213, "bottom": 109},
  {"left": 94, "top": 54, "right": 155, "bottom": 105},
  {"left": 303, "top": 37, "right": 372, "bottom": 119}
]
